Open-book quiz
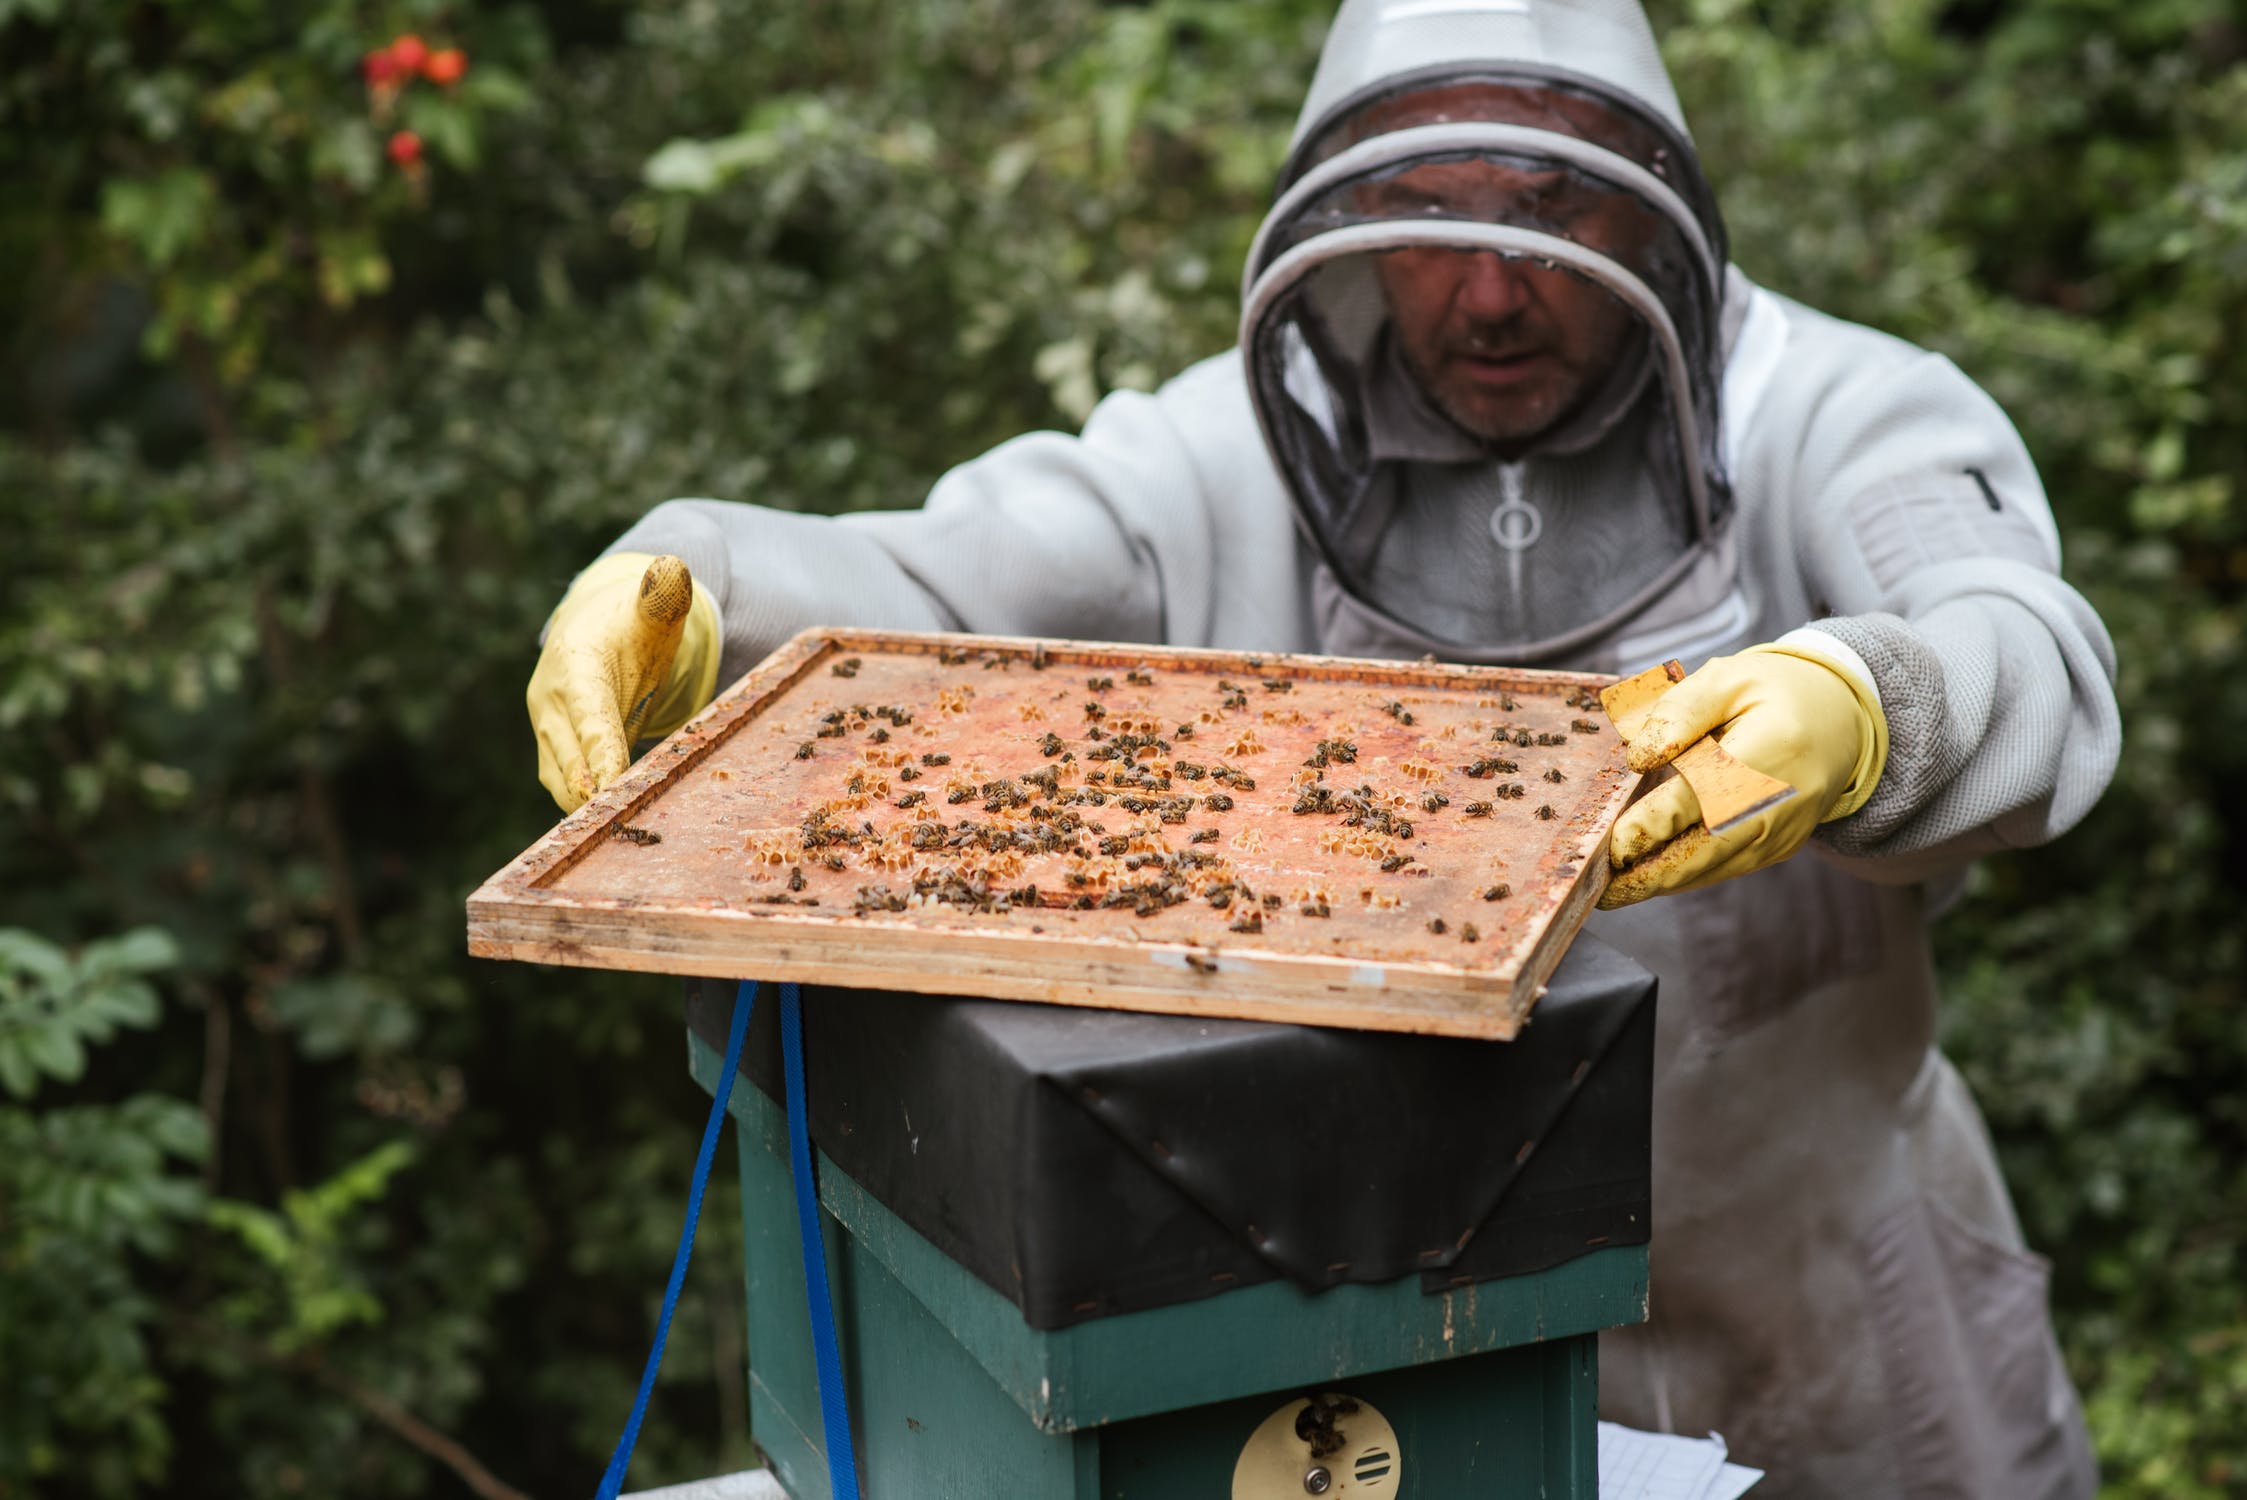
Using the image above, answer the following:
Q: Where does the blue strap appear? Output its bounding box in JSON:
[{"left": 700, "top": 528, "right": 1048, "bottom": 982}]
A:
[
  {"left": 595, "top": 978, "right": 758, "bottom": 1500},
  {"left": 780, "top": 979, "right": 863, "bottom": 1499},
  {"left": 593, "top": 979, "right": 863, "bottom": 1500}
]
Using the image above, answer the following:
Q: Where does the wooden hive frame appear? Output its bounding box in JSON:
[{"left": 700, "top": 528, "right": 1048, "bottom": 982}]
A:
[{"left": 468, "top": 630, "right": 1638, "bottom": 1039}]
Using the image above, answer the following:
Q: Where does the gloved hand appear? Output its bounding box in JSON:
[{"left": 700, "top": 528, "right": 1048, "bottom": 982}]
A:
[
  {"left": 1599, "top": 640, "right": 1888, "bottom": 908},
  {"left": 528, "top": 553, "right": 721, "bottom": 813}
]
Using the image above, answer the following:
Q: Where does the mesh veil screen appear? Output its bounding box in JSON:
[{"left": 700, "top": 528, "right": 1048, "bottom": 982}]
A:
[{"left": 1242, "top": 77, "right": 1732, "bottom": 654}]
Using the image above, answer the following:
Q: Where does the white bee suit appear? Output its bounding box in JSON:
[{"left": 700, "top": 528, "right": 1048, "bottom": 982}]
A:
[{"left": 603, "top": 2, "right": 2116, "bottom": 1493}]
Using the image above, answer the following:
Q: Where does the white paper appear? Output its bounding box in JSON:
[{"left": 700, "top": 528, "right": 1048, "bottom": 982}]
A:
[
  {"left": 1706, "top": 1464, "right": 1764, "bottom": 1500},
  {"left": 1597, "top": 1421, "right": 1763, "bottom": 1499}
]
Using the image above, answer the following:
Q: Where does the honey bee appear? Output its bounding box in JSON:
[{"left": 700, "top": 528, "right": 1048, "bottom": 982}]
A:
[
  {"left": 1463, "top": 801, "right": 1494, "bottom": 817},
  {"left": 796, "top": 742, "right": 816, "bottom": 760},
  {"left": 831, "top": 657, "right": 862, "bottom": 678},
  {"left": 921, "top": 752, "right": 951, "bottom": 766},
  {"left": 1029, "top": 644, "right": 1051, "bottom": 670},
  {"left": 1571, "top": 719, "right": 1602, "bottom": 735},
  {"left": 1483, "top": 883, "right": 1511, "bottom": 901},
  {"left": 1544, "top": 767, "right": 1567, "bottom": 783},
  {"left": 1427, "top": 916, "right": 1448, "bottom": 935},
  {"left": 1535, "top": 804, "right": 1558, "bottom": 820},
  {"left": 787, "top": 867, "right": 806, "bottom": 893},
  {"left": 1086, "top": 675, "right": 1115, "bottom": 692},
  {"left": 1126, "top": 668, "right": 1154, "bottom": 686},
  {"left": 1460, "top": 923, "right": 1479, "bottom": 943}
]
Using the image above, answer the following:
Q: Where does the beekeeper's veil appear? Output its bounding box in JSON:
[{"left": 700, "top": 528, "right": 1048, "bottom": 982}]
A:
[{"left": 1242, "top": 0, "right": 1730, "bottom": 660}]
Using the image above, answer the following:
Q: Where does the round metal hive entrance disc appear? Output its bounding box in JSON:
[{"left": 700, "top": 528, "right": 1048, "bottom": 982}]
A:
[{"left": 1231, "top": 1393, "right": 1401, "bottom": 1499}]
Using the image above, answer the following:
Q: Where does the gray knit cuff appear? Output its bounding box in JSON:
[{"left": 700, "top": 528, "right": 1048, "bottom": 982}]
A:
[{"left": 1801, "top": 612, "right": 1965, "bottom": 858}]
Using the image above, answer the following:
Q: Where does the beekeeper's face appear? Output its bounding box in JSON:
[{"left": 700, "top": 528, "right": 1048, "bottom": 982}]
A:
[{"left": 1370, "top": 157, "right": 1645, "bottom": 448}]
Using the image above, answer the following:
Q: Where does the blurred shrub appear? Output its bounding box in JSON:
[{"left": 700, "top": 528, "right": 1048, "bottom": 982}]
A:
[
  {"left": 1, "top": 928, "right": 205, "bottom": 1493},
  {"left": 0, "top": 0, "right": 2239, "bottom": 1494}
]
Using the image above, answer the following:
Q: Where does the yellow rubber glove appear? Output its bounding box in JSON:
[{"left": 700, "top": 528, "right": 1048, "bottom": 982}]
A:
[
  {"left": 528, "top": 553, "right": 721, "bottom": 813},
  {"left": 1599, "top": 642, "right": 1888, "bottom": 909}
]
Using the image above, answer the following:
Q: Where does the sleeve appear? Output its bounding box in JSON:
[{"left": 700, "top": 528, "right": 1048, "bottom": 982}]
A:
[
  {"left": 1775, "top": 341, "right": 2121, "bottom": 882},
  {"left": 600, "top": 362, "right": 1234, "bottom": 688}
]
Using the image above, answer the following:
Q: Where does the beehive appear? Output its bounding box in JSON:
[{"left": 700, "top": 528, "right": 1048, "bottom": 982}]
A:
[{"left": 469, "top": 630, "right": 1637, "bottom": 1038}]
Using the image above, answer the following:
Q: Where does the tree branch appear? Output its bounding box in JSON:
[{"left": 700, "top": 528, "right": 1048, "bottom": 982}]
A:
[
  {"left": 310, "top": 1357, "right": 538, "bottom": 1500},
  {"left": 197, "top": 982, "right": 231, "bottom": 1191},
  {"left": 174, "top": 1317, "right": 537, "bottom": 1500}
]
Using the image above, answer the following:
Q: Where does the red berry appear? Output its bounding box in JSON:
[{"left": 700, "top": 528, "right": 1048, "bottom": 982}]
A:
[
  {"left": 388, "top": 33, "right": 430, "bottom": 73},
  {"left": 423, "top": 47, "right": 467, "bottom": 85},
  {"left": 362, "top": 49, "right": 402, "bottom": 85},
  {"left": 387, "top": 129, "right": 424, "bottom": 167}
]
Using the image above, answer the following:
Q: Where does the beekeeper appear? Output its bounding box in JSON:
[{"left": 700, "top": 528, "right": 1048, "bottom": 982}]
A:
[{"left": 526, "top": 1, "right": 2118, "bottom": 1493}]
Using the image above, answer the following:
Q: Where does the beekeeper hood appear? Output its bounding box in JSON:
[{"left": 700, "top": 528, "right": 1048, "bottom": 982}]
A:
[{"left": 1242, "top": 0, "right": 1730, "bottom": 660}]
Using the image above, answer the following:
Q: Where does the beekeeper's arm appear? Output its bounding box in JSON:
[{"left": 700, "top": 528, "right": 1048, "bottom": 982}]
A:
[
  {"left": 528, "top": 359, "right": 1242, "bottom": 812},
  {"left": 1604, "top": 320, "right": 2120, "bottom": 903}
]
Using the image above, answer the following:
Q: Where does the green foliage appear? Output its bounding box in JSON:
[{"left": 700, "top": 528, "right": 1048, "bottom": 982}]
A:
[
  {"left": 0, "top": 930, "right": 206, "bottom": 1494},
  {"left": 205, "top": 1141, "right": 419, "bottom": 1353},
  {"left": 1, "top": 0, "right": 2240, "bottom": 1495},
  {"left": 0, "top": 0, "right": 537, "bottom": 398},
  {"left": 0, "top": 927, "right": 173, "bottom": 1096}
]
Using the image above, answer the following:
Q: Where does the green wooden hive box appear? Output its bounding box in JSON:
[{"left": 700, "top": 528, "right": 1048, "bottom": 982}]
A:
[{"left": 683, "top": 934, "right": 1654, "bottom": 1499}]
